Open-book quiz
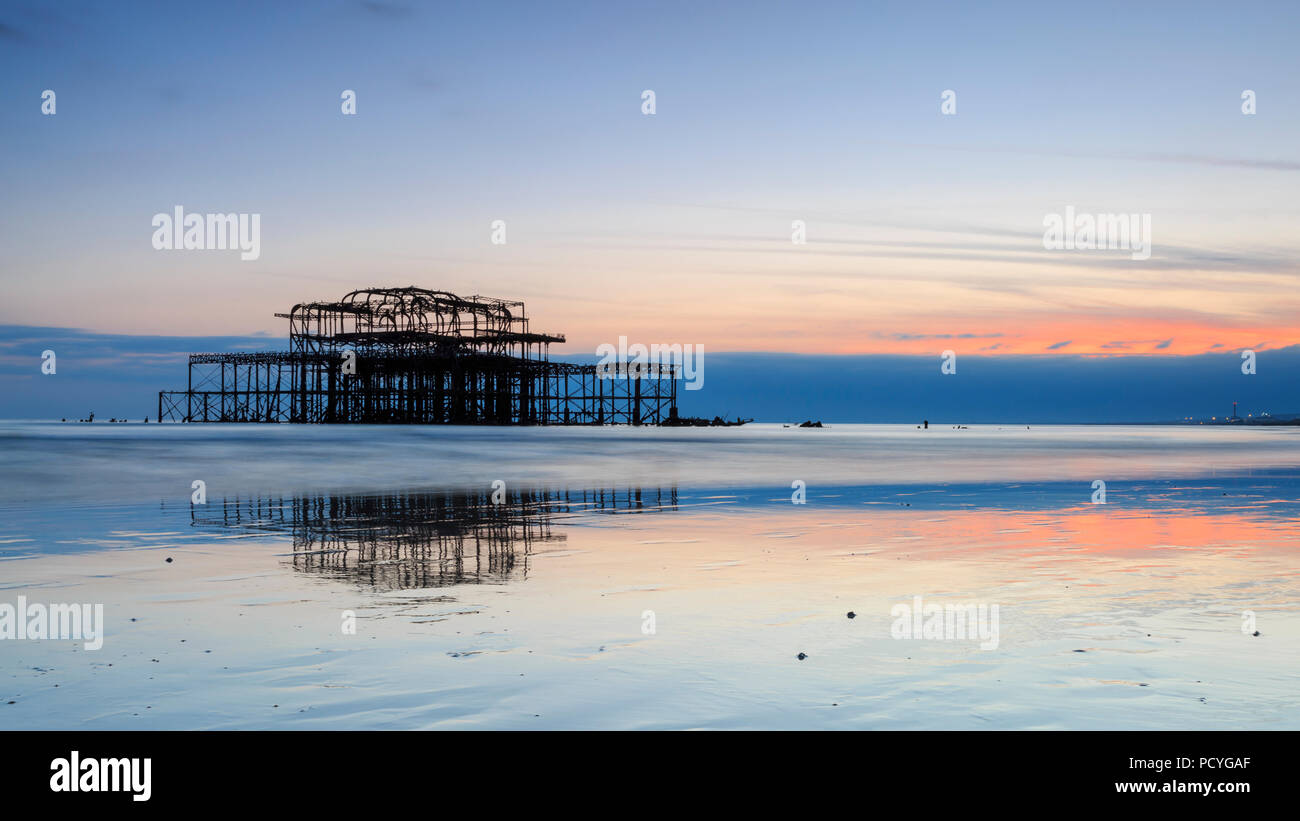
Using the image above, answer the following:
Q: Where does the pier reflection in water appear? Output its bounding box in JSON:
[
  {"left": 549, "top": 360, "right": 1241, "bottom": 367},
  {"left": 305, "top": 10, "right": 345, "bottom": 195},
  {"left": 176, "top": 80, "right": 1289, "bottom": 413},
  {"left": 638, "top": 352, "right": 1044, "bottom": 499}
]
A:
[{"left": 190, "top": 486, "right": 679, "bottom": 589}]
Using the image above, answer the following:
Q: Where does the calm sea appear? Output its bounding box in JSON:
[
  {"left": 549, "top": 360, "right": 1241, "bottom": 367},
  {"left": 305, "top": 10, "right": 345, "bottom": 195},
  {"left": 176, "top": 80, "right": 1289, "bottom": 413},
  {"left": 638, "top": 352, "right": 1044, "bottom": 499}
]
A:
[{"left": 1, "top": 422, "right": 1297, "bottom": 729}]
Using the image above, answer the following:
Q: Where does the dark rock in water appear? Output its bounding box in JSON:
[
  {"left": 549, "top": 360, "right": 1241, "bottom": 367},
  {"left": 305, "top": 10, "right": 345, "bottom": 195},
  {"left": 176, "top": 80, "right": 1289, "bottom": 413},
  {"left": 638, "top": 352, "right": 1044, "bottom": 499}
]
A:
[
  {"left": 798, "top": 420, "right": 823, "bottom": 428},
  {"left": 1252, "top": 630, "right": 1261, "bottom": 636},
  {"left": 846, "top": 611, "right": 856, "bottom": 619},
  {"left": 663, "top": 414, "right": 751, "bottom": 427},
  {"left": 797, "top": 652, "right": 808, "bottom": 660}
]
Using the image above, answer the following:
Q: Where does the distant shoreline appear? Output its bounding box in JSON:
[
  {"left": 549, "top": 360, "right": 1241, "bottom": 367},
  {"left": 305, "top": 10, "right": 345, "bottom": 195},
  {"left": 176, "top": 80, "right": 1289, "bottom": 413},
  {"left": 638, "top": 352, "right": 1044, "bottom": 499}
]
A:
[{"left": 5, "top": 418, "right": 1300, "bottom": 428}]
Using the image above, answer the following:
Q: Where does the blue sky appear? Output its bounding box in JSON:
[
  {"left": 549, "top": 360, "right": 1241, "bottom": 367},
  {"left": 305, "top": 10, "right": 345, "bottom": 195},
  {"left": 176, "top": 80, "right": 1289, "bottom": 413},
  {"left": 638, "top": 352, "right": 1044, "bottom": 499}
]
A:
[{"left": 1, "top": 1, "right": 1297, "bottom": 418}]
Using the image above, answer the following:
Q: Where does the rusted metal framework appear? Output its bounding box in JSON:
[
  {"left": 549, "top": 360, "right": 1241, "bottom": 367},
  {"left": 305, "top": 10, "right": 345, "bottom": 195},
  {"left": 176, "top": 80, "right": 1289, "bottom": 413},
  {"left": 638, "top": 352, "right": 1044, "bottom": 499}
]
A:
[
  {"left": 158, "top": 286, "right": 678, "bottom": 424},
  {"left": 188, "top": 486, "right": 679, "bottom": 590}
]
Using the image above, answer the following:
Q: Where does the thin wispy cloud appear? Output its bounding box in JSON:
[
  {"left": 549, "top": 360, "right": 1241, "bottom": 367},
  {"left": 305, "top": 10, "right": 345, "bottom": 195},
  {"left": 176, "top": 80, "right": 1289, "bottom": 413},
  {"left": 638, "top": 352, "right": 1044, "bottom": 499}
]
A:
[{"left": 861, "top": 139, "right": 1300, "bottom": 173}]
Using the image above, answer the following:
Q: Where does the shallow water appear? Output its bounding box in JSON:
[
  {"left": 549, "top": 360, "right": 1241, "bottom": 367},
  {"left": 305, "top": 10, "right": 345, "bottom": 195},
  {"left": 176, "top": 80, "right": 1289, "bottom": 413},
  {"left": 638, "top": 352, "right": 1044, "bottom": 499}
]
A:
[{"left": 1, "top": 423, "right": 1296, "bottom": 729}]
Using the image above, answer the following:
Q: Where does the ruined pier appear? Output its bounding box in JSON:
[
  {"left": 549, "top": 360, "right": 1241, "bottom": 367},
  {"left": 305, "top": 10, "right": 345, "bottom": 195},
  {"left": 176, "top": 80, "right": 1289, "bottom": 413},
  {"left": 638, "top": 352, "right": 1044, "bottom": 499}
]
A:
[{"left": 158, "top": 287, "right": 677, "bottom": 425}]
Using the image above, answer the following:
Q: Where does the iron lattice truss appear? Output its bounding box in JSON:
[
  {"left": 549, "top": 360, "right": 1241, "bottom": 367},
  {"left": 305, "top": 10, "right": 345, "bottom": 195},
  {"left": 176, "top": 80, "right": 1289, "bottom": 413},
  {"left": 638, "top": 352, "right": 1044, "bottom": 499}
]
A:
[
  {"left": 158, "top": 286, "right": 678, "bottom": 424},
  {"left": 188, "top": 486, "right": 679, "bottom": 590}
]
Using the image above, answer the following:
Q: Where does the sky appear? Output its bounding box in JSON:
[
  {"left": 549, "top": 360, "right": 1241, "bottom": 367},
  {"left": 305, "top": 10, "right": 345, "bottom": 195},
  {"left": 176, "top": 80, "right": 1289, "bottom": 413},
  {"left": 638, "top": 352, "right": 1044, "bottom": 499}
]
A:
[{"left": 1, "top": 0, "right": 1298, "bottom": 419}]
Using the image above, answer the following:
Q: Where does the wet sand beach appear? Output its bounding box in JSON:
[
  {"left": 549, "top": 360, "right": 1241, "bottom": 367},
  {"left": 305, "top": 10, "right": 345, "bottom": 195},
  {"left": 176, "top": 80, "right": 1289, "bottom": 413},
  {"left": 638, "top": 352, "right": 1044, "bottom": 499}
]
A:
[{"left": 1, "top": 423, "right": 1296, "bottom": 729}]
